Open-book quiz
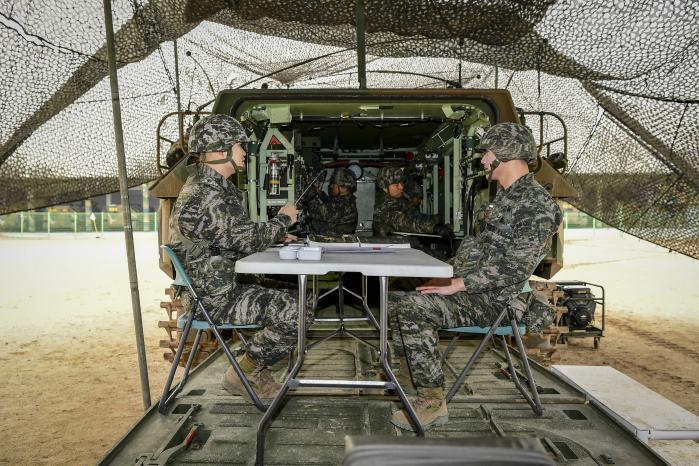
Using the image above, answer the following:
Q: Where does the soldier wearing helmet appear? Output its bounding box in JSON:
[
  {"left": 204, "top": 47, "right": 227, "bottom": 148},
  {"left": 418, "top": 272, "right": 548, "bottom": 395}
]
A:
[
  {"left": 389, "top": 122, "right": 562, "bottom": 432},
  {"left": 302, "top": 167, "right": 358, "bottom": 237},
  {"left": 373, "top": 166, "right": 452, "bottom": 238},
  {"left": 169, "top": 114, "right": 301, "bottom": 401}
]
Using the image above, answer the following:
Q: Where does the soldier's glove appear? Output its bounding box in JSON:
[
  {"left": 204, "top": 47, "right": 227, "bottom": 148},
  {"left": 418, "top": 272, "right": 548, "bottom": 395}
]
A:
[{"left": 433, "top": 223, "right": 454, "bottom": 241}]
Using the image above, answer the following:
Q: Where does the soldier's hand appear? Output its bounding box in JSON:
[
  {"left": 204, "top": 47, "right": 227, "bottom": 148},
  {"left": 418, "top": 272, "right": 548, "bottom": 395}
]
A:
[
  {"left": 416, "top": 277, "right": 466, "bottom": 296},
  {"left": 282, "top": 233, "right": 298, "bottom": 243},
  {"left": 433, "top": 223, "right": 454, "bottom": 240},
  {"left": 278, "top": 203, "right": 298, "bottom": 224},
  {"left": 418, "top": 277, "right": 452, "bottom": 288}
]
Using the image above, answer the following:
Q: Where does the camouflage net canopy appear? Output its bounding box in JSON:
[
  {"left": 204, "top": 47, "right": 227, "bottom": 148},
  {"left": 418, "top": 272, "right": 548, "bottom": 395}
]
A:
[{"left": 0, "top": 1, "right": 697, "bottom": 258}]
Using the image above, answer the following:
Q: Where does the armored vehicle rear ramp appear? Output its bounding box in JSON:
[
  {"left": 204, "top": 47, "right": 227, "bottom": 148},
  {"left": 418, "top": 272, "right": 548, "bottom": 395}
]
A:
[{"left": 99, "top": 334, "right": 667, "bottom": 465}]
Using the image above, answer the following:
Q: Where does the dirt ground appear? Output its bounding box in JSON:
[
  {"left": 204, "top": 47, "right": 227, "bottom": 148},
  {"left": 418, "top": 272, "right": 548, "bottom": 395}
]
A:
[{"left": 0, "top": 230, "right": 698, "bottom": 465}]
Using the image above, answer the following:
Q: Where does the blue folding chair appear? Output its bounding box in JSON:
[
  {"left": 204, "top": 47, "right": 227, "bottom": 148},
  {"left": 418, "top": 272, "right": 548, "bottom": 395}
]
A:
[
  {"left": 158, "top": 245, "right": 266, "bottom": 414},
  {"left": 441, "top": 260, "right": 546, "bottom": 416}
]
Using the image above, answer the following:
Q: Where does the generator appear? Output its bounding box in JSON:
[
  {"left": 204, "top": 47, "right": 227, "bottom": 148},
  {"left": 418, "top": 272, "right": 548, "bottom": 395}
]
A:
[{"left": 554, "top": 281, "right": 605, "bottom": 349}]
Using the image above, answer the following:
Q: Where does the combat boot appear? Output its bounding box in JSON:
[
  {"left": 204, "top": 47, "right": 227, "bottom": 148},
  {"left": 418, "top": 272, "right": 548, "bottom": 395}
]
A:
[
  {"left": 390, "top": 387, "right": 448, "bottom": 431},
  {"left": 221, "top": 353, "right": 282, "bottom": 400}
]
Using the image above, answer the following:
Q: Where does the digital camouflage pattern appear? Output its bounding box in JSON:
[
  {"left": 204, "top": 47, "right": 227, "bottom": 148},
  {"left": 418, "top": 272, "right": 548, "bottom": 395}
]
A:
[
  {"left": 329, "top": 167, "right": 357, "bottom": 192},
  {"left": 477, "top": 122, "right": 537, "bottom": 165},
  {"left": 188, "top": 114, "right": 249, "bottom": 154},
  {"left": 373, "top": 190, "right": 439, "bottom": 236},
  {"left": 303, "top": 184, "right": 358, "bottom": 236},
  {"left": 170, "top": 163, "right": 307, "bottom": 366},
  {"left": 375, "top": 166, "right": 404, "bottom": 190},
  {"left": 523, "top": 292, "right": 556, "bottom": 333},
  {"left": 392, "top": 173, "right": 562, "bottom": 388}
]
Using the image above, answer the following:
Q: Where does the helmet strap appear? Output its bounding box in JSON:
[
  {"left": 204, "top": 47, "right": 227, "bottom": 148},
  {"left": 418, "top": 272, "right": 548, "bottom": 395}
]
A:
[
  {"left": 485, "top": 157, "right": 501, "bottom": 181},
  {"left": 199, "top": 147, "right": 245, "bottom": 173}
]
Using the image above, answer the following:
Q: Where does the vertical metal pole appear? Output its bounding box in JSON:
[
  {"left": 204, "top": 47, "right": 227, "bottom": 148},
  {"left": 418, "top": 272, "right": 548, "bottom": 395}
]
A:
[
  {"left": 355, "top": 0, "right": 367, "bottom": 89},
  {"left": 173, "top": 40, "right": 184, "bottom": 145},
  {"left": 47, "top": 211, "right": 51, "bottom": 234},
  {"left": 444, "top": 154, "right": 450, "bottom": 224},
  {"left": 432, "top": 163, "right": 439, "bottom": 214},
  {"left": 73, "top": 211, "right": 78, "bottom": 233},
  {"left": 103, "top": 0, "right": 151, "bottom": 410},
  {"left": 20, "top": 211, "right": 24, "bottom": 233},
  {"left": 142, "top": 184, "right": 149, "bottom": 232}
]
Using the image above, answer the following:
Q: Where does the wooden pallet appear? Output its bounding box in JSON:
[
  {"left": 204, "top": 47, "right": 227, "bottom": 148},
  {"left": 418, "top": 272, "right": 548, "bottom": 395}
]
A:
[
  {"left": 525, "top": 281, "right": 569, "bottom": 365},
  {"left": 158, "top": 287, "right": 218, "bottom": 366}
]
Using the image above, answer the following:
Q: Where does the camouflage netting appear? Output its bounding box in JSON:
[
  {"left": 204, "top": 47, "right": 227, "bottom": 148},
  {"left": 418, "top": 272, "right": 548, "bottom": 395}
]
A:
[{"left": 0, "top": 1, "right": 697, "bottom": 258}]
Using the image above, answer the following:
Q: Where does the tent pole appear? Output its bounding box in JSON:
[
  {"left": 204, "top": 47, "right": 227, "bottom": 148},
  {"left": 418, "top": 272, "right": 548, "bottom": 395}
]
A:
[
  {"left": 355, "top": 0, "right": 367, "bottom": 89},
  {"left": 174, "top": 40, "right": 184, "bottom": 145},
  {"left": 103, "top": 0, "right": 151, "bottom": 411}
]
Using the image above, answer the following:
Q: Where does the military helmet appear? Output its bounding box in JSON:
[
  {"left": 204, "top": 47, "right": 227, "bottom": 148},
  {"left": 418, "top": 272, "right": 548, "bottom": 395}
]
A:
[
  {"left": 330, "top": 168, "right": 357, "bottom": 192},
  {"left": 188, "top": 114, "right": 249, "bottom": 154},
  {"left": 376, "top": 166, "right": 404, "bottom": 190},
  {"left": 477, "top": 122, "right": 537, "bottom": 165}
]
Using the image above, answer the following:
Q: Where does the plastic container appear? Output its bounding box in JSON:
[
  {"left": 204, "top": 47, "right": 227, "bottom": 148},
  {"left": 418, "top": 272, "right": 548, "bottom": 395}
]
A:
[
  {"left": 296, "top": 246, "right": 322, "bottom": 261},
  {"left": 278, "top": 246, "right": 300, "bottom": 260}
]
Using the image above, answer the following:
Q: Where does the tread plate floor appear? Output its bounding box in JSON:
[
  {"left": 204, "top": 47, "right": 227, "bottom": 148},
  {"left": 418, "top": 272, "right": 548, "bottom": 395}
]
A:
[{"left": 100, "top": 337, "right": 667, "bottom": 465}]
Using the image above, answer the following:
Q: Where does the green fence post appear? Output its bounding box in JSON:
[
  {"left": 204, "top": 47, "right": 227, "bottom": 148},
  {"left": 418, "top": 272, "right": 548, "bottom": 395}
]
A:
[
  {"left": 20, "top": 212, "right": 24, "bottom": 233},
  {"left": 47, "top": 211, "right": 51, "bottom": 234},
  {"left": 74, "top": 212, "right": 78, "bottom": 233},
  {"left": 100, "top": 212, "right": 104, "bottom": 232},
  {"left": 592, "top": 216, "right": 596, "bottom": 238}
]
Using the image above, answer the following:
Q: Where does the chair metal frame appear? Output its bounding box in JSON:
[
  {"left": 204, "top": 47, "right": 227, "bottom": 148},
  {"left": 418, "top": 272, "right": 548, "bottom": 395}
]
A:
[
  {"left": 442, "top": 304, "right": 543, "bottom": 416},
  {"left": 306, "top": 273, "right": 380, "bottom": 352},
  {"left": 158, "top": 245, "right": 267, "bottom": 414},
  {"left": 441, "top": 257, "right": 548, "bottom": 416}
]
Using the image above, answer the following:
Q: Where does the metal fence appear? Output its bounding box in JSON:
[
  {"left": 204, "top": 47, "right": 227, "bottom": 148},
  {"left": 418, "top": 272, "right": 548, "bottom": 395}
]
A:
[
  {"left": 562, "top": 210, "right": 610, "bottom": 229},
  {"left": 0, "top": 210, "right": 606, "bottom": 234},
  {"left": 0, "top": 212, "right": 158, "bottom": 233}
]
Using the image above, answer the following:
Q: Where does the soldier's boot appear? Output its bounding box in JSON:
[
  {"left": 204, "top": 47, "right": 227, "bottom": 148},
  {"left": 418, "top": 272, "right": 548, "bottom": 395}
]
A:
[
  {"left": 390, "top": 387, "right": 449, "bottom": 431},
  {"left": 221, "top": 352, "right": 282, "bottom": 400}
]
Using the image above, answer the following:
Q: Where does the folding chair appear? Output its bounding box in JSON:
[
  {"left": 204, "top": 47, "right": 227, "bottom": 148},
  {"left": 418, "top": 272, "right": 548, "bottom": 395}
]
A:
[
  {"left": 441, "top": 259, "right": 546, "bottom": 416},
  {"left": 158, "top": 245, "right": 267, "bottom": 414}
]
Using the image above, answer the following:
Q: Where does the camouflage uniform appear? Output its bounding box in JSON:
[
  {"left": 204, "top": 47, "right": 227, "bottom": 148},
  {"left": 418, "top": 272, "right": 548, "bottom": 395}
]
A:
[
  {"left": 373, "top": 166, "right": 438, "bottom": 236},
  {"left": 169, "top": 114, "right": 304, "bottom": 367},
  {"left": 391, "top": 123, "right": 562, "bottom": 388},
  {"left": 304, "top": 168, "right": 358, "bottom": 236}
]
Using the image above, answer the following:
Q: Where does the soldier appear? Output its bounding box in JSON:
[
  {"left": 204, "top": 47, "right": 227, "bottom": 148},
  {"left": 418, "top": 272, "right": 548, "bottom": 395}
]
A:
[
  {"left": 389, "top": 122, "right": 562, "bottom": 431},
  {"left": 303, "top": 167, "right": 358, "bottom": 236},
  {"left": 401, "top": 174, "right": 443, "bottom": 224},
  {"left": 169, "top": 114, "right": 302, "bottom": 400},
  {"left": 402, "top": 175, "right": 424, "bottom": 210},
  {"left": 373, "top": 166, "right": 452, "bottom": 238}
]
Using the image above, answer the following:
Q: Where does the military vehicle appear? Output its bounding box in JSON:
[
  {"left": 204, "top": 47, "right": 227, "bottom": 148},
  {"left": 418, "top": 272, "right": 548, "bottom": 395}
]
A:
[
  {"left": 96, "top": 89, "right": 666, "bottom": 466},
  {"left": 151, "top": 88, "right": 577, "bottom": 364}
]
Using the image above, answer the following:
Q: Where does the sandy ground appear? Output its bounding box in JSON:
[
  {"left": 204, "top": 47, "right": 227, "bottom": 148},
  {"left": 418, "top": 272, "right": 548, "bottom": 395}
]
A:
[{"left": 0, "top": 229, "right": 698, "bottom": 465}]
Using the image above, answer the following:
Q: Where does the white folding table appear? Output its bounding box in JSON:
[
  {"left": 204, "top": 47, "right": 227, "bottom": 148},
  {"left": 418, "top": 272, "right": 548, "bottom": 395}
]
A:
[{"left": 235, "top": 248, "right": 453, "bottom": 465}]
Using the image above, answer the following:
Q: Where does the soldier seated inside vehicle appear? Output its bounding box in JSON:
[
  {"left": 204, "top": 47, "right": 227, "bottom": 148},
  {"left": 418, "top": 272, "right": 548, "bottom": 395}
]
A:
[
  {"left": 401, "top": 174, "right": 443, "bottom": 223},
  {"left": 169, "top": 114, "right": 306, "bottom": 402},
  {"left": 302, "top": 167, "right": 358, "bottom": 237},
  {"left": 373, "top": 166, "right": 452, "bottom": 239},
  {"left": 389, "top": 123, "right": 563, "bottom": 432}
]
